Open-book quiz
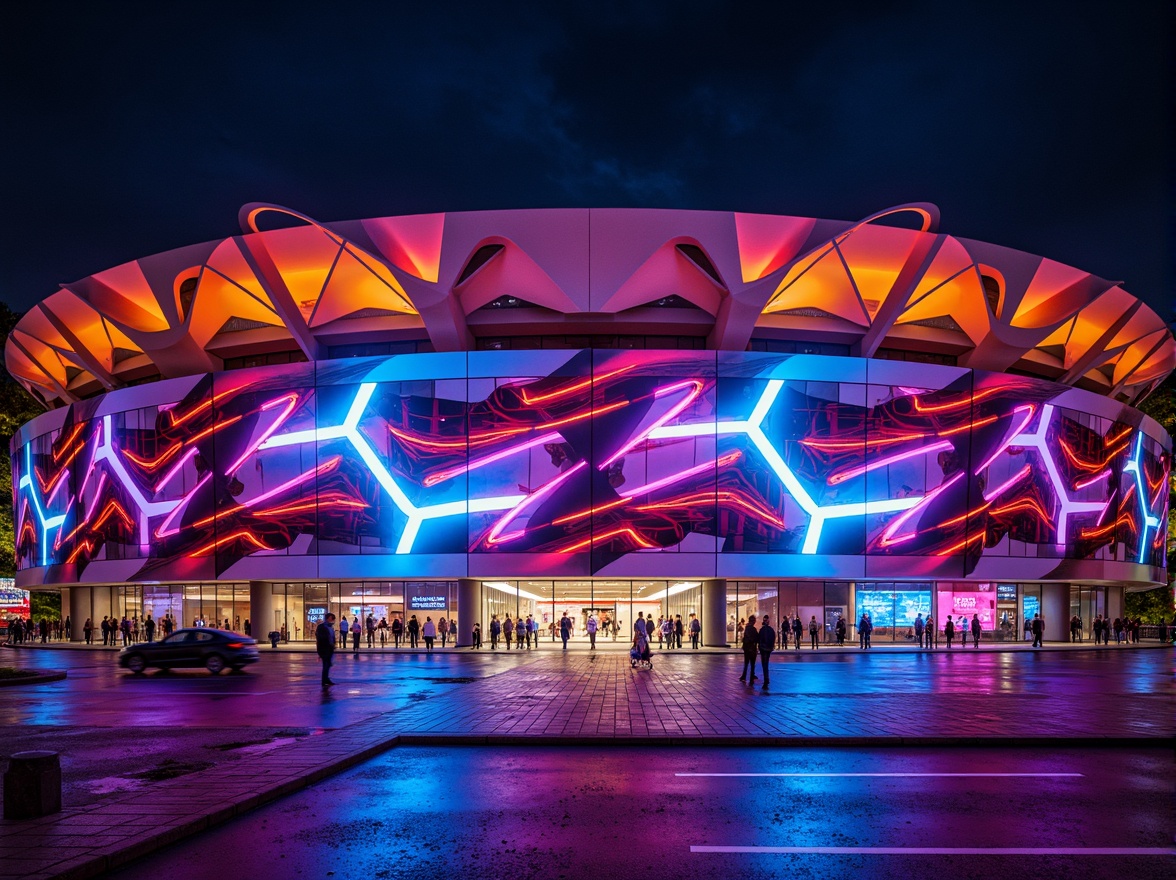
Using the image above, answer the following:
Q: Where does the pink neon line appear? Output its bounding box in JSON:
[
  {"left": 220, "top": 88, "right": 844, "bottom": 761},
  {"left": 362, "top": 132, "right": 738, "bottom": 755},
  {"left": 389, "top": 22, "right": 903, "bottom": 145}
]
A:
[
  {"left": 155, "top": 472, "right": 211, "bottom": 538},
  {"left": 879, "top": 471, "right": 964, "bottom": 547},
  {"left": 244, "top": 456, "right": 341, "bottom": 508},
  {"left": 154, "top": 447, "right": 198, "bottom": 494},
  {"left": 974, "top": 404, "right": 1036, "bottom": 475},
  {"left": 425, "top": 432, "right": 561, "bottom": 487},
  {"left": 83, "top": 473, "right": 109, "bottom": 522},
  {"left": 620, "top": 454, "right": 726, "bottom": 499},
  {"left": 45, "top": 468, "right": 71, "bottom": 507},
  {"left": 982, "top": 464, "right": 1031, "bottom": 502},
  {"left": 1074, "top": 469, "right": 1111, "bottom": 490},
  {"left": 828, "top": 440, "right": 952, "bottom": 486},
  {"left": 224, "top": 394, "right": 300, "bottom": 476},
  {"left": 485, "top": 460, "right": 586, "bottom": 545},
  {"left": 599, "top": 380, "right": 704, "bottom": 470}
]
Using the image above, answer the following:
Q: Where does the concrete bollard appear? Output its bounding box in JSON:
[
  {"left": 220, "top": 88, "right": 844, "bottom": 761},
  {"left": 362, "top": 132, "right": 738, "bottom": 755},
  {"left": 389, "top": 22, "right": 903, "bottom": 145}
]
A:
[{"left": 3, "top": 750, "right": 62, "bottom": 819}]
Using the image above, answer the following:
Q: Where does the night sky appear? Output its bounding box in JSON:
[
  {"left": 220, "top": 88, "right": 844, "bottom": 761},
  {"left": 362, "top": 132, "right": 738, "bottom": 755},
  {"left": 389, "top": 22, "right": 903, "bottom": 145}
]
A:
[{"left": 2, "top": 1, "right": 1171, "bottom": 323}]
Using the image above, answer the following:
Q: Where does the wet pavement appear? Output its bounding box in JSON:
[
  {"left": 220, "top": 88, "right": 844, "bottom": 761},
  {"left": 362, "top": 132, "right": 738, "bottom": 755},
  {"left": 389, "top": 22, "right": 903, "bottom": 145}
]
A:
[
  {"left": 107, "top": 746, "right": 1175, "bottom": 880},
  {"left": 0, "top": 642, "right": 1172, "bottom": 878}
]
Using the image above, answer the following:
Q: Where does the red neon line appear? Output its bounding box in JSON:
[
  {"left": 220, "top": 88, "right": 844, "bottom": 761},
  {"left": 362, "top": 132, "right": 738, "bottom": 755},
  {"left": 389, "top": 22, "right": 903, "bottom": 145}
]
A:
[
  {"left": 484, "top": 460, "right": 587, "bottom": 546},
  {"left": 518, "top": 365, "right": 637, "bottom": 405}
]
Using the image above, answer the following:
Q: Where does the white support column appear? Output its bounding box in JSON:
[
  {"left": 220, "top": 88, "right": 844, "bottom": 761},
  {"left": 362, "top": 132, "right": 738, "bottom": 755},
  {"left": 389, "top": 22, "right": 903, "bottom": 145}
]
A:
[
  {"left": 701, "top": 578, "right": 728, "bottom": 647},
  {"left": 249, "top": 581, "right": 275, "bottom": 643},
  {"left": 1041, "top": 583, "right": 1070, "bottom": 642},
  {"left": 455, "top": 578, "right": 479, "bottom": 647},
  {"left": 68, "top": 587, "right": 91, "bottom": 641}
]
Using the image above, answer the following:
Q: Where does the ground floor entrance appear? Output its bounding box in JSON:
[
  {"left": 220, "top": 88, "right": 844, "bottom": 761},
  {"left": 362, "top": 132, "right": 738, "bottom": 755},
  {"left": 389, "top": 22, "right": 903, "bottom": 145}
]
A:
[{"left": 55, "top": 579, "right": 1125, "bottom": 648}]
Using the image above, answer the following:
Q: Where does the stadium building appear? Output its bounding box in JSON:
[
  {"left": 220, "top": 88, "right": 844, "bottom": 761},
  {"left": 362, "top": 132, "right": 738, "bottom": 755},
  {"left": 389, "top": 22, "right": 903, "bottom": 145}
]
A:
[{"left": 6, "top": 204, "right": 1171, "bottom": 646}]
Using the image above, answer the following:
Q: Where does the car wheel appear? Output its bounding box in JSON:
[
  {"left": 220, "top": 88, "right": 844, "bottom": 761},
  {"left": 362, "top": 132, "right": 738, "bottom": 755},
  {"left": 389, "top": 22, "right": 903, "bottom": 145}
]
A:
[
  {"left": 126, "top": 654, "right": 146, "bottom": 674},
  {"left": 205, "top": 654, "right": 226, "bottom": 675}
]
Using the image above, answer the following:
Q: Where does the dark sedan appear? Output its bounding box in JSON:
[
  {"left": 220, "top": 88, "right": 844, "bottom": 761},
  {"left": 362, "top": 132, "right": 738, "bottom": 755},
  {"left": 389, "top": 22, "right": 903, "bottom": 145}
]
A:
[{"left": 118, "top": 628, "right": 260, "bottom": 674}]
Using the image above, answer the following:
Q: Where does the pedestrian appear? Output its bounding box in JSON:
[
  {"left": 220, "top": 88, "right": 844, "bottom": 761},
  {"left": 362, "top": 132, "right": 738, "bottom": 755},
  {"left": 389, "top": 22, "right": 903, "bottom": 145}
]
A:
[
  {"left": 144, "top": 614, "right": 155, "bottom": 643},
  {"left": 471, "top": 621, "right": 482, "bottom": 649},
  {"left": 925, "top": 615, "right": 935, "bottom": 649},
  {"left": 438, "top": 616, "right": 449, "bottom": 647},
  {"left": 422, "top": 616, "right": 436, "bottom": 651},
  {"left": 489, "top": 615, "right": 501, "bottom": 649},
  {"left": 971, "top": 613, "right": 981, "bottom": 648},
  {"left": 836, "top": 614, "right": 847, "bottom": 646},
  {"left": 559, "top": 612, "right": 572, "bottom": 650},
  {"left": 504, "top": 614, "right": 514, "bottom": 650},
  {"left": 674, "top": 614, "right": 684, "bottom": 649},
  {"left": 378, "top": 617, "right": 388, "bottom": 647},
  {"left": 944, "top": 615, "right": 955, "bottom": 649},
  {"left": 528, "top": 614, "right": 539, "bottom": 649},
  {"left": 1092, "top": 615, "right": 1103, "bottom": 645},
  {"left": 914, "top": 613, "right": 925, "bottom": 648},
  {"left": 739, "top": 614, "right": 759, "bottom": 683},
  {"left": 515, "top": 616, "right": 526, "bottom": 649},
  {"left": 635, "top": 613, "right": 647, "bottom": 638},
  {"left": 792, "top": 615, "right": 803, "bottom": 650},
  {"left": 367, "top": 614, "right": 376, "bottom": 648},
  {"left": 689, "top": 613, "right": 701, "bottom": 649},
  {"left": 808, "top": 615, "right": 819, "bottom": 650},
  {"left": 586, "top": 613, "right": 598, "bottom": 650},
  {"left": 391, "top": 616, "right": 403, "bottom": 648},
  {"left": 660, "top": 616, "right": 673, "bottom": 650},
  {"left": 315, "top": 613, "right": 337, "bottom": 687},
  {"left": 1070, "top": 615, "right": 1080, "bottom": 643},
  {"left": 351, "top": 617, "right": 361, "bottom": 653},
  {"left": 1031, "top": 613, "right": 1044, "bottom": 648},
  {"left": 858, "top": 612, "right": 870, "bottom": 649},
  {"left": 407, "top": 614, "right": 420, "bottom": 649},
  {"left": 758, "top": 615, "right": 775, "bottom": 688}
]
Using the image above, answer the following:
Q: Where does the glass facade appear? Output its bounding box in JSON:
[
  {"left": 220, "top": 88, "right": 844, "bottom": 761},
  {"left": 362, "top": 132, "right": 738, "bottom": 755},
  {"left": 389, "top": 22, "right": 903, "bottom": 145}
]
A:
[{"left": 59, "top": 579, "right": 1114, "bottom": 645}]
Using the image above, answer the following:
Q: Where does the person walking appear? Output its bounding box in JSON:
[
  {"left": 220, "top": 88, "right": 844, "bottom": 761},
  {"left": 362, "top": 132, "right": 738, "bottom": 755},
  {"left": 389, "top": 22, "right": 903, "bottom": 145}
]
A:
[
  {"left": 407, "top": 614, "right": 420, "bottom": 649},
  {"left": 758, "top": 615, "right": 776, "bottom": 688},
  {"left": 914, "top": 613, "right": 925, "bottom": 648},
  {"left": 144, "top": 614, "right": 155, "bottom": 643},
  {"left": 83, "top": 617, "right": 93, "bottom": 645},
  {"left": 944, "top": 615, "right": 955, "bottom": 650},
  {"left": 438, "top": 616, "right": 449, "bottom": 648},
  {"left": 489, "top": 615, "right": 501, "bottom": 649},
  {"left": 391, "top": 616, "right": 403, "bottom": 648},
  {"left": 792, "top": 615, "right": 803, "bottom": 651},
  {"left": 528, "top": 614, "right": 539, "bottom": 649},
  {"left": 1031, "top": 613, "right": 1044, "bottom": 648},
  {"left": 689, "top": 613, "right": 701, "bottom": 649},
  {"left": 925, "top": 615, "right": 935, "bottom": 649},
  {"left": 351, "top": 617, "right": 361, "bottom": 653},
  {"left": 586, "top": 613, "right": 598, "bottom": 650},
  {"left": 660, "top": 616, "right": 673, "bottom": 650},
  {"left": 559, "top": 612, "right": 572, "bottom": 650},
  {"left": 971, "top": 613, "right": 981, "bottom": 648},
  {"left": 504, "top": 614, "right": 514, "bottom": 650},
  {"left": 378, "top": 617, "right": 388, "bottom": 647},
  {"left": 808, "top": 615, "right": 820, "bottom": 650},
  {"left": 858, "top": 612, "right": 870, "bottom": 650},
  {"left": 515, "top": 616, "right": 526, "bottom": 649},
  {"left": 739, "top": 614, "right": 759, "bottom": 683},
  {"left": 422, "top": 616, "right": 436, "bottom": 652},
  {"left": 315, "top": 613, "right": 337, "bottom": 687},
  {"left": 836, "top": 614, "right": 847, "bottom": 646},
  {"left": 471, "top": 621, "right": 482, "bottom": 649},
  {"left": 366, "top": 614, "right": 376, "bottom": 648}
]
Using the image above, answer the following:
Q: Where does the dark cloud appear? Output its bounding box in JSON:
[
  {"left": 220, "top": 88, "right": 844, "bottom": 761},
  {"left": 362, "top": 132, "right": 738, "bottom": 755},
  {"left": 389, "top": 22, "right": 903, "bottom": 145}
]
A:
[{"left": 1, "top": 0, "right": 1170, "bottom": 323}]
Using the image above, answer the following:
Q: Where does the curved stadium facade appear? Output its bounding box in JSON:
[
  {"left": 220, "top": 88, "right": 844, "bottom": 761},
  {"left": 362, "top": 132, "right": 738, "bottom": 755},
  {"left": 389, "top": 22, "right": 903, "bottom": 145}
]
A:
[{"left": 7, "top": 205, "right": 1172, "bottom": 646}]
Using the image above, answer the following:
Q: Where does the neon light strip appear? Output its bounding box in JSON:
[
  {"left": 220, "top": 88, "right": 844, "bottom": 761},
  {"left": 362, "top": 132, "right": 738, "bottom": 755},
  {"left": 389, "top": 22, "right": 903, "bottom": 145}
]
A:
[
  {"left": 973, "top": 404, "right": 1036, "bottom": 475},
  {"left": 827, "top": 441, "right": 952, "bottom": 486},
  {"left": 983, "top": 464, "right": 1031, "bottom": 502},
  {"left": 599, "top": 379, "right": 704, "bottom": 469},
  {"left": 1123, "top": 431, "right": 1162, "bottom": 562}
]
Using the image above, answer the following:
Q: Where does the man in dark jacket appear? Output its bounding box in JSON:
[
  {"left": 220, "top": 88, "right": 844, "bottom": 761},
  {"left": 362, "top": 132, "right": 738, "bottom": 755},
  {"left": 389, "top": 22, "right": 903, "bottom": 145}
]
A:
[
  {"left": 758, "top": 615, "right": 776, "bottom": 688},
  {"left": 739, "top": 614, "right": 759, "bottom": 683},
  {"left": 315, "top": 613, "right": 337, "bottom": 687}
]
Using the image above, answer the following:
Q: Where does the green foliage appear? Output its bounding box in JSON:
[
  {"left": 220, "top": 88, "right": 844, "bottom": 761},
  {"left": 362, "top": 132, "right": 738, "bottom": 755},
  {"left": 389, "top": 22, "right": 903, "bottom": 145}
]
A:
[
  {"left": 1124, "top": 586, "right": 1175, "bottom": 623},
  {"left": 30, "top": 590, "right": 61, "bottom": 620}
]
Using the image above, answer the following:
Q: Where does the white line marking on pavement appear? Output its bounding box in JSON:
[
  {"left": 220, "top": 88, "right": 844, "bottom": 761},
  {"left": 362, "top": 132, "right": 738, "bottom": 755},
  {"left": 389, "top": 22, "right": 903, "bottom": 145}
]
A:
[
  {"left": 691, "top": 846, "right": 1176, "bottom": 856},
  {"left": 676, "top": 772, "right": 1083, "bottom": 778}
]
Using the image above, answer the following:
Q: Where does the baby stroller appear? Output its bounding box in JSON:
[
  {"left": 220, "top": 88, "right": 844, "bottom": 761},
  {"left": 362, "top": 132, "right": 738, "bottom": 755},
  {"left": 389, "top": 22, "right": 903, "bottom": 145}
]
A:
[{"left": 630, "top": 632, "right": 653, "bottom": 669}]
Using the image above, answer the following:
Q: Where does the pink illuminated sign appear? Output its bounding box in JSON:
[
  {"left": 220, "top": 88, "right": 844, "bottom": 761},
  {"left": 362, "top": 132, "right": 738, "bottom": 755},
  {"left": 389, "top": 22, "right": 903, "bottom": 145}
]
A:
[{"left": 937, "top": 589, "right": 996, "bottom": 631}]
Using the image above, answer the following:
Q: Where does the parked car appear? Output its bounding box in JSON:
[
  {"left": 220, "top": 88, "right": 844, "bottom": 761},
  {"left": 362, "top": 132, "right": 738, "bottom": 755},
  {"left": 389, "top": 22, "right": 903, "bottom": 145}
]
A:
[{"left": 118, "top": 628, "right": 259, "bottom": 674}]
